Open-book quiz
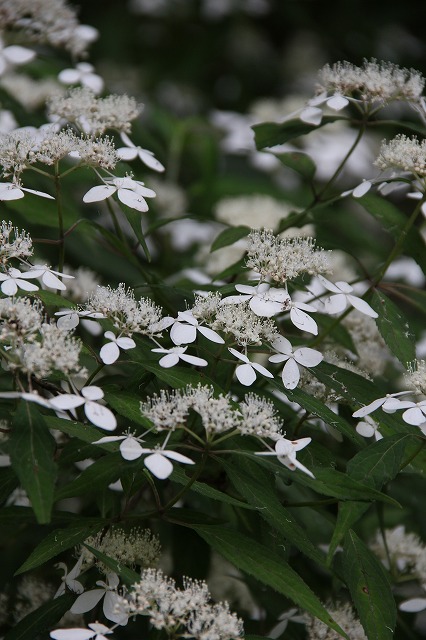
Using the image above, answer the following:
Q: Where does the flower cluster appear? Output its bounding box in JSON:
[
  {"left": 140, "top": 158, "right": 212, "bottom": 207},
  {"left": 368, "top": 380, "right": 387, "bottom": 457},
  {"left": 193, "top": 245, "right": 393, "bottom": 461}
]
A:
[
  {"left": 305, "top": 602, "right": 366, "bottom": 639},
  {"left": 82, "top": 527, "right": 161, "bottom": 573},
  {"left": 375, "top": 134, "right": 426, "bottom": 177}
]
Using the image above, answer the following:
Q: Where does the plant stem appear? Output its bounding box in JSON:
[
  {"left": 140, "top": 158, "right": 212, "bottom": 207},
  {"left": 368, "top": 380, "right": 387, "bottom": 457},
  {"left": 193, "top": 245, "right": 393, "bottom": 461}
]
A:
[{"left": 54, "top": 164, "right": 65, "bottom": 274}]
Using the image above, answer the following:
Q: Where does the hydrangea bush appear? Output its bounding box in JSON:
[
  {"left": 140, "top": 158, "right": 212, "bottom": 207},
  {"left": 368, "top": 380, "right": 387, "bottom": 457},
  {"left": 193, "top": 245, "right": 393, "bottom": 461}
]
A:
[{"left": 0, "top": 2, "right": 425, "bottom": 639}]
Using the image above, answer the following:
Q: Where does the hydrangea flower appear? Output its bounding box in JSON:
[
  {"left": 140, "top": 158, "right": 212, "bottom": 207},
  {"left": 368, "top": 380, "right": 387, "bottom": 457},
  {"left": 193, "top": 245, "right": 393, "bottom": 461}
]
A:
[
  {"left": 0, "top": 267, "right": 39, "bottom": 295},
  {"left": 228, "top": 347, "right": 274, "bottom": 386},
  {"left": 50, "top": 623, "right": 113, "bottom": 640},
  {"left": 268, "top": 336, "right": 323, "bottom": 389},
  {"left": 355, "top": 415, "right": 383, "bottom": 440},
  {"left": 352, "top": 391, "right": 413, "bottom": 418},
  {"left": 83, "top": 176, "right": 156, "bottom": 212},
  {"left": 167, "top": 310, "right": 224, "bottom": 346},
  {"left": 151, "top": 345, "right": 208, "bottom": 368},
  {"left": 49, "top": 386, "right": 117, "bottom": 431},
  {"left": 26, "top": 264, "right": 74, "bottom": 290},
  {"left": 117, "top": 132, "right": 165, "bottom": 172},
  {"left": 220, "top": 282, "right": 290, "bottom": 318},
  {"left": 0, "top": 36, "right": 35, "bottom": 75},
  {"left": 256, "top": 436, "right": 314, "bottom": 478},
  {"left": 54, "top": 556, "right": 84, "bottom": 598},
  {"left": 0, "top": 181, "right": 54, "bottom": 201},
  {"left": 71, "top": 573, "right": 128, "bottom": 625},
  {"left": 99, "top": 331, "right": 136, "bottom": 365},
  {"left": 58, "top": 62, "right": 104, "bottom": 94},
  {"left": 317, "top": 275, "right": 378, "bottom": 318}
]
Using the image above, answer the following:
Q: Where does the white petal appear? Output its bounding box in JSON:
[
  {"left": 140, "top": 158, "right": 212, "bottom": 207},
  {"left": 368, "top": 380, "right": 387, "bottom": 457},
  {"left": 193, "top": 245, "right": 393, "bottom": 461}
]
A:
[
  {"left": 335, "top": 281, "right": 353, "bottom": 293},
  {"left": 120, "top": 437, "right": 144, "bottom": 461},
  {"left": 100, "top": 342, "right": 120, "bottom": 365},
  {"left": 291, "top": 457, "right": 315, "bottom": 478},
  {"left": 272, "top": 336, "right": 292, "bottom": 355},
  {"left": 83, "top": 74, "right": 104, "bottom": 94},
  {"left": 382, "top": 398, "right": 413, "bottom": 413},
  {"left": 0, "top": 185, "right": 23, "bottom": 200},
  {"left": 50, "top": 394, "right": 86, "bottom": 410},
  {"left": 104, "top": 331, "right": 116, "bottom": 341},
  {"left": 198, "top": 325, "right": 225, "bottom": 344},
  {"left": 352, "top": 181, "right": 372, "bottom": 198},
  {"left": 352, "top": 398, "right": 386, "bottom": 418},
  {"left": 317, "top": 275, "right": 341, "bottom": 293},
  {"left": 282, "top": 358, "right": 300, "bottom": 389},
  {"left": 252, "top": 362, "right": 274, "bottom": 378},
  {"left": 84, "top": 402, "right": 117, "bottom": 431},
  {"left": 58, "top": 68, "right": 81, "bottom": 84},
  {"left": 356, "top": 421, "right": 376, "bottom": 437},
  {"left": 83, "top": 185, "right": 116, "bottom": 203},
  {"left": 4, "top": 45, "right": 35, "bottom": 65},
  {"left": 235, "top": 363, "right": 257, "bottom": 386},
  {"left": 1, "top": 279, "right": 18, "bottom": 295},
  {"left": 170, "top": 322, "right": 197, "bottom": 345},
  {"left": 82, "top": 386, "right": 104, "bottom": 400},
  {"left": 324, "top": 293, "right": 347, "bottom": 315},
  {"left": 116, "top": 147, "right": 138, "bottom": 161},
  {"left": 235, "top": 284, "right": 256, "bottom": 294},
  {"left": 22, "top": 187, "right": 54, "bottom": 199},
  {"left": 268, "top": 353, "right": 288, "bottom": 364},
  {"left": 115, "top": 337, "right": 136, "bottom": 350},
  {"left": 347, "top": 294, "right": 378, "bottom": 318},
  {"left": 299, "top": 106, "right": 323, "bottom": 125},
  {"left": 103, "top": 591, "right": 126, "bottom": 624},
  {"left": 402, "top": 407, "right": 426, "bottom": 426},
  {"left": 228, "top": 347, "right": 249, "bottom": 363},
  {"left": 249, "top": 296, "right": 283, "bottom": 317},
  {"left": 138, "top": 148, "right": 165, "bottom": 172},
  {"left": 294, "top": 347, "right": 323, "bottom": 367},
  {"left": 94, "top": 435, "right": 125, "bottom": 444},
  {"left": 399, "top": 598, "right": 426, "bottom": 612},
  {"left": 50, "top": 630, "right": 95, "bottom": 640},
  {"left": 326, "top": 94, "right": 349, "bottom": 110},
  {"left": 144, "top": 452, "right": 173, "bottom": 479},
  {"left": 159, "top": 353, "right": 180, "bottom": 368},
  {"left": 162, "top": 450, "right": 195, "bottom": 464},
  {"left": 15, "top": 278, "right": 39, "bottom": 292},
  {"left": 291, "top": 437, "right": 312, "bottom": 451},
  {"left": 219, "top": 294, "right": 250, "bottom": 305},
  {"left": 290, "top": 307, "right": 318, "bottom": 334},
  {"left": 117, "top": 188, "right": 149, "bottom": 212},
  {"left": 179, "top": 353, "right": 208, "bottom": 366},
  {"left": 70, "top": 589, "right": 105, "bottom": 614}
]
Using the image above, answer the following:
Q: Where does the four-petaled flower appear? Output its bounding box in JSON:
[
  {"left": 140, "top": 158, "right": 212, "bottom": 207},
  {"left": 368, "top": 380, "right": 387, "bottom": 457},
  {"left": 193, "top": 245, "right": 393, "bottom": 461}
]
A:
[
  {"left": 256, "top": 436, "right": 314, "bottom": 478},
  {"left": 49, "top": 386, "right": 117, "bottom": 431},
  {"left": 83, "top": 176, "right": 156, "bottom": 212},
  {"left": 167, "top": 310, "right": 224, "bottom": 346},
  {"left": 268, "top": 336, "right": 323, "bottom": 389},
  {"left": 151, "top": 345, "right": 208, "bottom": 368},
  {"left": 117, "top": 132, "right": 165, "bottom": 172},
  {"left": 0, "top": 267, "right": 39, "bottom": 296},
  {"left": 99, "top": 331, "right": 136, "bottom": 365},
  {"left": 54, "top": 556, "right": 84, "bottom": 599},
  {"left": 401, "top": 400, "right": 426, "bottom": 426},
  {"left": 352, "top": 392, "right": 412, "bottom": 418},
  {"left": 50, "top": 622, "right": 113, "bottom": 640},
  {"left": 355, "top": 415, "right": 383, "bottom": 440},
  {"left": 0, "top": 181, "right": 54, "bottom": 201},
  {"left": 0, "top": 36, "right": 35, "bottom": 75},
  {"left": 26, "top": 264, "right": 74, "bottom": 291},
  {"left": 70, "top": 573, "right": 128, "bottom": 625},
  {"left": 58, "top": 62, "right": 104, "bottom": 94},
  {"left": 318, "top": 275, "right": 378, "bottom": 318},
  {"left": 228, "top": 347, "right": 274, "bottom": 386},
  {"left": 220, "top": 282, "right": 290, "bottom": 318}
]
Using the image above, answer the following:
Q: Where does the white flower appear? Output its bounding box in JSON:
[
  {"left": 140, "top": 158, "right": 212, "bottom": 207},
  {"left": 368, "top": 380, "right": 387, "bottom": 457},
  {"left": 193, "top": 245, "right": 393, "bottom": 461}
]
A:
[
  {"left": 71, "top": 573, "right": 127, "bottom": 625},
  {"left": 0, "top": 267, "right": 39, "bottom": 296},
  {"left": 220, "top": 282, "right": 290, "bottom": 318},
  {"left": 151, "top": 345, "right": 208, "bottom": 368},
  {"left": 352, "top": 392, "right": 413, "bottom": 418},
  {"left": 26, "top": 264, "right": 74, "bottom": 291},
  {"left": 317, "top": 275, "right": 378, "bottom": 318},
  {"left": 0, "top": 36, "right": 35, "bottom": 76},
  {"left": 0, "top": 390, "right": 53, "bottom": 408},
  {"left": 228, "top": 347, "right": 274, "bottom": 386},
  {"left": 268, "top": 608, "right": 306, "bottom": 639},
  {"left": 55, "top": 310, "right": 105, "bottom": 331},
  {"left": 355, "top": 415, "right": 383, "bottom": 440},
  {"left": 256, "top": 436, "right": 314, "bottom": 478},
  {"left": 287, "top": 298, "right": 318, "bottom": 334},
  {"left": 299, "top": 91, "right": 349, "bottom": 125},
  {"left": 269, "top": 336, "right": 323, "bottom": 389},
  {"left": 399, "top": 596, "right": 426, "bottom": 613},
  {"left": 58, "top": 62, "right": 104, "bottom": 94},
  {"left": 0, "top": 181, "right": 54, "bottom": 201},
  {"left": 49, "top": 386, "right": 117, "bottom": 431},
  {"left": 342, "top": 180, "right": 373, "bottom": 198},
  {"left": 117, "top": 132, "right": 165, "bottom": 172},
  {"left": 54, "top": 556, "right": 84, "bottom": 598},
  {"left": 169, "top": 310, "right": 224, "bottom": 346},
  {"left": 401, "top": 400, "right": 426, "bottom": 426},
  {"left": 50, "top": 622, "right": 113, "bottom": 640},
  {"left": 83, "top": 176, "right": 156, "bottom": 213},
  {"left": 99, "top": 331, "right": 136, "bottom": 365}
]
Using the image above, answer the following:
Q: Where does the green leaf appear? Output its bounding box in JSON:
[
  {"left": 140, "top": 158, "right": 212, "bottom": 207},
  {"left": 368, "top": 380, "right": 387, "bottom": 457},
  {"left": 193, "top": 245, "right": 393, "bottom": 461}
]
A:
[
  {"left": 221, "top": 457, "right": 326, "bottom": 566},
  {"left": 3, "top": 593, "right": 74, "bottom": 640},
  {"left": 210, "top": 226, "right": 250, "bottom": 252},
  {"left": 170, "top": 466, "right": 256, "bottom": 510},
  {"left": 83, "top": 543, "right": 141, "bottom": 586},
  {"left": 142, "top": 361, "right": 223, "bottom": 391},
  {"left": 274, "top": 151, "right": 316, "bottom": 179},
  {"left": 122, "top": 204, "right": 151, "bottom": 261},
  {"left": 9, "top": 403, "right": 57, "bottom": 524},
  {"left": 328, "top": 434, "right": 415, "bottom": 559},
  {"left": 357, "top": 193, "right": 426, "bottom": 275},
  {"left": 15, "top": 521, "right": 105, "bottom": 575},
  {"left": 253, "top": 115, "right": 345, "bottom": 149},
  {"left": 55, "top": 452, "right": 123, "bottom": 500},
  {"left": 31, "top": 290, "right": 75, "bottom": 309},
  {"left": 190, "top": 524, "right": 348, "bottom": 638},
  {"left": 44, "top": 416, "right": 117, "bottom": 451},
  {"left": 367, "top": 289, "right": 416, "bottom": 365},
  {"left": 103, "top": 387, "right": 152, "bottom": 428},
  {"left": 0, "top": 467, "right": 19, "bottom": 505},
  {"left": 342, "top": 530, "right": 396, "bottom": 639}
]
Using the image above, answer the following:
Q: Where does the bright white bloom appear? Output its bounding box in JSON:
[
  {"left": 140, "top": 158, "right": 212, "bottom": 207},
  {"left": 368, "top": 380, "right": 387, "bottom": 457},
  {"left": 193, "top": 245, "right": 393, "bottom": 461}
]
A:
[
  {"left": 317, "top": 275, "right": 378, "bottom": 318},
  {"left": 269, "top": 336, "right": 323, "bottom": 389},
  {"left": 71, "top": 573, "right": 127, "bottom": 625},
  {"left": 49, "top": 386, "right": 117, "bottom": 431},
  {"left": 26, "top": 264, "right": 74, "bottom": 290},
  {"left": 228, "top": 347, "right": 273, "bottom": 386},
  {"left": 352, "top": 392, "right": 413, "bottom": 418},
  {"left": 117, "top": 132, "right": 165, "bottom": 171},
  {"left": 287, "top": 298, "right": 318, "bottom": 334},
  {"left": 355, "top": 415, "right": 383, "bottom": 440},
  {"left": 0, "top": 221, "right": 33, "bottom": 262},
  {"left": 99, "top": 331, "right": 136, "bottom": 365},
  {"left": 50, "top": 622, "right": 113, "bottom": 640},
  {"left": 256, "top": 436, "right": 314, "bottom": 478},
  {"left": 399, "top": 595, "right": 426, "bottom": 613},
  {"left": 0, "top": 390, "right": 53, "bottom": 408},
  {"left": 268, "top": 609, "right": 305, "bottom": 639},
  {"left": 212, "top": 301, "right": 279, "bottom": 346},
  {"left": 0, "top": 36, "right": 35, "bottom": 76},
  {"left": 168, "top": 310, "right": 224, "bottom": 345},
  {"left": 55, "top": 309, "right": 104, "bottom": 331},
  {"left": 375, "top": 134, "right": 426, "bottom": 178},
  {"left": 299, "top": 91, "right": 349, "bottom": 125},
  {"left": 151, "top": 345, "right": 208, "bottom": 368},
  {"left": 401, "top": 400, "right": 426, "bottom": 427},
  {"left": 82, "top": 526, "right": 161, "bottom": 572},
  {"left": 83, "top": 176, "right": 156, "bottom": 212},
  {"left": 306, "top": 602, "right": 366, "bottom": 639},
  {"left": 220, "top": 282, "right": 290, "bottom": 318},
  {"left": 342, "top": 180, "right": 373, "bottom": 198},
  {"left": 0, "top": 267, "right": 39, "bottom": 295},
  {"left": 0, "top": 181, "right": 54, "bottom": 201},
  {"left": 58, "top": 62, "right": 104, "bottom": 94},
  {"left": 54, "top": 556, "right": 84, "bottom": 598},
  {"left": 238, "top": 393, "right": 283, "bottom": 438}
]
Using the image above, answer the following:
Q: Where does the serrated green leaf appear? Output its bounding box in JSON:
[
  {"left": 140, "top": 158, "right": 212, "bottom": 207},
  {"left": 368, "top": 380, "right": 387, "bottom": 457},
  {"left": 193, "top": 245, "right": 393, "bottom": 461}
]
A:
[
  {"left": 55, "top": 452, "right": 124, "bottom": 500},
  {"left": 103, "top": 387, "right": 152, "bottom": 428},
  {"left": 210, "top": 225, "right": 250, "bottom": 252},
  {"left": 221, "top": 457, "right": 326, "bottom": 566},
  {"left": 328, "top": 434, "right": 415, "bottom": 559},
  {"left": 342, "top": 530, "right": 396, "bottom": 639},
  {"left": 357, "top": 193, "right": 426, "bottom": 275},
  {"left": 189, "top": 524, "right": 348, "bottom": 638},
  {"left": 9, "top": 403, "right": 57, "bottom": 524},
  {"left": 275, "top": 151, "right": 316, "bottom": 179},
  {"left": 367, "top": 289, "right": 416, "bottom": 365},
  {"left": 15, "top": 521, "right": 105, "bottom": 575},
  {"left": 3, "top": 593, "right": 74, "bottom": 640},
  {"left": 44, "top": 416, "right": 117, "bottom": 450},
  {"left": 83, "top": 543, "right": 141, "bottom": 586},
  {"left": 253, "top": 115, "right": 344, "bottom": 149}
]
